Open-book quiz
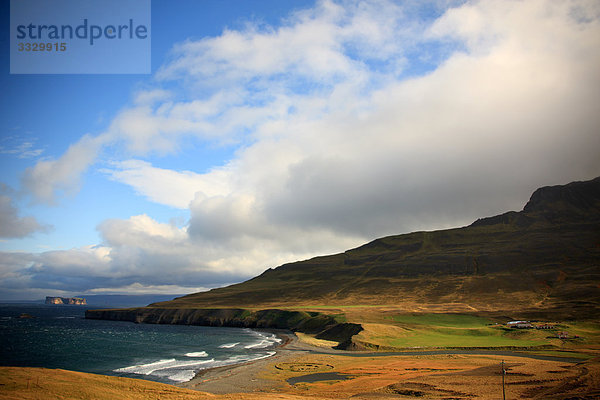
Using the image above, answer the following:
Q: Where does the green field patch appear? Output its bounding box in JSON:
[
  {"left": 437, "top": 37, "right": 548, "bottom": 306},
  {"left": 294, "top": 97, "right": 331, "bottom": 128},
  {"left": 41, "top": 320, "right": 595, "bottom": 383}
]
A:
[
  {"left": 373, "top": 327, "right": 546, "bottom": 348},
  {"left": 362, "top": 316, "right": 551, "bottom": 349},
  {"left": 386, "top": 313, "right": 492, "bottom": 328}
]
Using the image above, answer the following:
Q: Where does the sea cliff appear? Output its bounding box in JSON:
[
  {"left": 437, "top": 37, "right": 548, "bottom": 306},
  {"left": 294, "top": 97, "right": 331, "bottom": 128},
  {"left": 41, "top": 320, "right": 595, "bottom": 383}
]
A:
[{"left": 85, "top": 307, "right": 362, "bottom": 349}]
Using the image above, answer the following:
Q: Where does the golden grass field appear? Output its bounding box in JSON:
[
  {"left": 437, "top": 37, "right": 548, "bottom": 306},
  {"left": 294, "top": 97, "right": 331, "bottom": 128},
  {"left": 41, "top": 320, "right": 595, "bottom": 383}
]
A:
[
  {"left": 2, "top": 353, "right": 599, "bottom": 400},
  {"left": 262, "top": 353, "right": 600, "bottom": 399}
]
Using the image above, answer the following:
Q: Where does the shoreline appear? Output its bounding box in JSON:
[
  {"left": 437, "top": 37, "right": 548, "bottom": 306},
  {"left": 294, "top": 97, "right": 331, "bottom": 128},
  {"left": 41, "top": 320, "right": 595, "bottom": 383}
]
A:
[
  {"left": 178, "top": 328, "right": 328, "bottom": 394},
  {"left": 2, "top": 327, "right": 594, "bottom": 398}
]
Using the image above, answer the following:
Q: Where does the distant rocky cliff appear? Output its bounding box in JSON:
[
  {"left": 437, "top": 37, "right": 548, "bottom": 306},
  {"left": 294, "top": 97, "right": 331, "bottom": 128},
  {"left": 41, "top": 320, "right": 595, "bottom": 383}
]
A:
[{"left": 45, "top": 296, "right": 87, "bottom": 305}]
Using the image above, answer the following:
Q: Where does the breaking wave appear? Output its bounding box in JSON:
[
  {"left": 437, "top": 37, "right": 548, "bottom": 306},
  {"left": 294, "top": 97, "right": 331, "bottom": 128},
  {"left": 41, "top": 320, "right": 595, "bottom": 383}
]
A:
[
  {"left": 184, "top": 351, "right": 208, "bottom": 357},
  {"left": 218, "top": 342, "right": 240, "bottom": 348},
  {"left": 114, "top": 358, "right": 215, "bottom": 382},
  {"left": 113, "top": 351, "right": 277, "bottom": 383},
  {"left": 244, "top": 332, "right": 282, "bottom": 349}
]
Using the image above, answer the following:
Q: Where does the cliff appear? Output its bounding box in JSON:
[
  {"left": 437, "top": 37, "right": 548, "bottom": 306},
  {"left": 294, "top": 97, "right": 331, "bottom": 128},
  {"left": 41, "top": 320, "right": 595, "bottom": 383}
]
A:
[
  {"left": 85, "top": 307, "right": 362, "bottom": 349},
  {"left": 45, "top": 296, "right": 87, "bottom": 305}
]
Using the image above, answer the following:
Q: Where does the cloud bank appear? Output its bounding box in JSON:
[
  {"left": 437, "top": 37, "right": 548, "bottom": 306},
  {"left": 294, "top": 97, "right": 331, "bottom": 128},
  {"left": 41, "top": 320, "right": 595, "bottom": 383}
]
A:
[{"left": 3, "top": 0, "right": 600, "bottom": 299}]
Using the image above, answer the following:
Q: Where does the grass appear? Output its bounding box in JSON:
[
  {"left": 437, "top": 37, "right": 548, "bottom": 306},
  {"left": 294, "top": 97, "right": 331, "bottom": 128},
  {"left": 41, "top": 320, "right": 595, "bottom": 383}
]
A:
[
  {"left": 296, "top": 332, "right": 339, "bottom": 348},
  {"left": 353, "top": 312, "right": 561, "bottom": 350},
  {"left": 385, "top": 313, "right": 492, "bottom": 328},
  {"left": 350, "top": 312, "right": 600, "bottom": 352},
  {"left": 375, "top": 328, "right": 546, "bottom": 348},
  {"left": 0, "top": 367, "right": 211, "bottom": 400},
  {"left": 278, "top": 305, "right": 389, "bottom": 310}
]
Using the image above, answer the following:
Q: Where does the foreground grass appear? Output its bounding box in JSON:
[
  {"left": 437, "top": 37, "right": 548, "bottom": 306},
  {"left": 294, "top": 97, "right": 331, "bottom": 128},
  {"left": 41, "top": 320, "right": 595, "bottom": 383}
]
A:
[
  {"left": 259, "top": 353, "right": 600, "bottom": 399},
  {"left": 4, "top": 354, "right": 598, "bottom": 400},
  {"left": 0, "top": 367, "right": 211, "bottom": 400},
  {"left": 0, "top": 367, "right": 316, "bottom": 400}
]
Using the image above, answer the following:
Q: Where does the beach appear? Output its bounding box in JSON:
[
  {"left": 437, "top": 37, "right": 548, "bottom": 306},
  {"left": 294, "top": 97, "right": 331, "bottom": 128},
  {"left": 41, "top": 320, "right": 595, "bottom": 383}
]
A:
[{"left": 179, "top": 330, "right": 331, "bottom": 394}]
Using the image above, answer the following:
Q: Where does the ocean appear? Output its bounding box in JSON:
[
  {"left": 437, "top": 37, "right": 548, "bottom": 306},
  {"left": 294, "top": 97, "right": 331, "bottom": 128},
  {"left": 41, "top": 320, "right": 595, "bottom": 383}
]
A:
[{"left": 0, "top": 304, "right": 281, "bottom": 384}]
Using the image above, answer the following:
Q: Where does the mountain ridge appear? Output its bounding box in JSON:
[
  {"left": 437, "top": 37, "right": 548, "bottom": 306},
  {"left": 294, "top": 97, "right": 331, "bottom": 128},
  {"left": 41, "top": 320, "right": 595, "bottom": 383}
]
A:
[{"left": 150, "top": 177, "right": 599, "bottom": 318}]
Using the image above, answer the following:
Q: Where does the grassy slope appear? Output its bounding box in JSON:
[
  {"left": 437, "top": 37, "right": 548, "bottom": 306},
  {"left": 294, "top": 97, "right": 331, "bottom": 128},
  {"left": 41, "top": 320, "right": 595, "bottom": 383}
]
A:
[{"left": 158, "top": 221, "right": 599, "bottom": 314}]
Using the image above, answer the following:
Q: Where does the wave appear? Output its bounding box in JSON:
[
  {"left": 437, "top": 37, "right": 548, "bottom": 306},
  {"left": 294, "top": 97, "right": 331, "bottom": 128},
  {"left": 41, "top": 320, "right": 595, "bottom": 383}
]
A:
[
  {"left": 112, "top": 329, "right": 281, "bottom": 383},
  {"left": 218, "top": 342, "right": 240, "bottom": 348},
  {"left": 115, "top": 358, "right": 178, "bottom": 375},
  {"left": 244, "top": 340, "right": 271, "bottom": 349},
  {"left": 244, "top": 332, "right": 282, "bottom": 349},
  {"left": 113, "top": 351, "right": 277, "bottom": 383},
  {"left": 154, "top": 368, "right": 197, "bottom": 383},
  {"left": 184, "top": 351, "right": 208, "bottom": 357},
  {"left": 114, "top": 358, "right": 215, "bottom": 381},
  {"left": 221, "top": 351, "right": 276, "bottom": 364},
  {"left": 192, "top": 351, "right": 277, "bottom": 371}
]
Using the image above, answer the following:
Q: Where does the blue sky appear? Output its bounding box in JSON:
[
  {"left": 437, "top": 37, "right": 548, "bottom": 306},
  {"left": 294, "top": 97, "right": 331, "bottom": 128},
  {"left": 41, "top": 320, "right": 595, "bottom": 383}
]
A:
[{"left": 1, "top": 0, "right": 599, "bottom": 300}]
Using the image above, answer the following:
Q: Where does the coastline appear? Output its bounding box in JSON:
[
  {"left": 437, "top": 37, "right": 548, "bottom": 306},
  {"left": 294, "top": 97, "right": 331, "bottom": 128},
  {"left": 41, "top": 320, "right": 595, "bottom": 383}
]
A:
[
  {"left": 2, "top": 328, "right": 595, "bottom": 399},
  {"left": 178, "top": 329, "right": 329, "bottom": 394}
]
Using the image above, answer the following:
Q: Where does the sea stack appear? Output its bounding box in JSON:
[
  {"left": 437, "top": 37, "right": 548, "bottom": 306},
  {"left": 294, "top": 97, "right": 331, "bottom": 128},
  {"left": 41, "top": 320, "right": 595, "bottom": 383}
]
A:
[{"left": 45, "top": 296, "right": 87, "bottom": 305}]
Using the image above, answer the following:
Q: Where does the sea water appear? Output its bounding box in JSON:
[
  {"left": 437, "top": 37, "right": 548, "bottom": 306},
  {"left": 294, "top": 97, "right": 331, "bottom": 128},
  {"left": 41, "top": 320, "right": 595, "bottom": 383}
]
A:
[{"left": 0, "top": 304, "right": 281, "bottom": 384}]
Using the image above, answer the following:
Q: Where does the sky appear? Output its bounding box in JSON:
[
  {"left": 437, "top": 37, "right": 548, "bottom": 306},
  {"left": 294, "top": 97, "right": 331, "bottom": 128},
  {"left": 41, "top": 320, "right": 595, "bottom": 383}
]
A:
[{"left": 1, "top": 0, "right": 599, "bottom": 301}]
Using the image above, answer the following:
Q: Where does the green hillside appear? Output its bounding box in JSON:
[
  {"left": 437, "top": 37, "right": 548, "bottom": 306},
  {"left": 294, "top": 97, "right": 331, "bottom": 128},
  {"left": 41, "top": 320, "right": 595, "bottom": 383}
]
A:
[{"left": 154, "top": 177, "right": 600, "bottom": 319}]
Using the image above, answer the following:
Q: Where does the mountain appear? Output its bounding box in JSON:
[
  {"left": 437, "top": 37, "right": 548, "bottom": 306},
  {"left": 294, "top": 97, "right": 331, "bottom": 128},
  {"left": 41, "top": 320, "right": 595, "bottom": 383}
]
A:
[{"left": 152, "top": 177, "right": 600, "bottom": 319}]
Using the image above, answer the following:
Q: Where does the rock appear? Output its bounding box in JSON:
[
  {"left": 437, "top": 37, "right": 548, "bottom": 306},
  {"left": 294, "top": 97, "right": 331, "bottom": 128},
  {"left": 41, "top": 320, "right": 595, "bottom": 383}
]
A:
[{"left": 45, "top": 296, "right": 87, "bottom": 305}]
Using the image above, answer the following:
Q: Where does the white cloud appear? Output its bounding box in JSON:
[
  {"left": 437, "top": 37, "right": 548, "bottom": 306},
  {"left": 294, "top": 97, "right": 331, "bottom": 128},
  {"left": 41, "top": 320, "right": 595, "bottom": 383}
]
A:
[
  {"left": 0, "top": 184, "right": 50, "bottom": 238},
  {"left": 22, "top": 134, "right": 108, "bottom": 205},
  {"left": 99, "top": 214, "right": 187, "bottom": 247},
  {"left": 101, "top": 160, "right": 232, "bottom": 209}
]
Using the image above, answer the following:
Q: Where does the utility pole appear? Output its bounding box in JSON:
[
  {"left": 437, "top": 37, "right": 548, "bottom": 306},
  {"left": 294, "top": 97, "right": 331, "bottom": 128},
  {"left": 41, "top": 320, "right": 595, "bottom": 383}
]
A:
[{"left": 501, "top": 360, "right": 506, "bottom": 400}]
